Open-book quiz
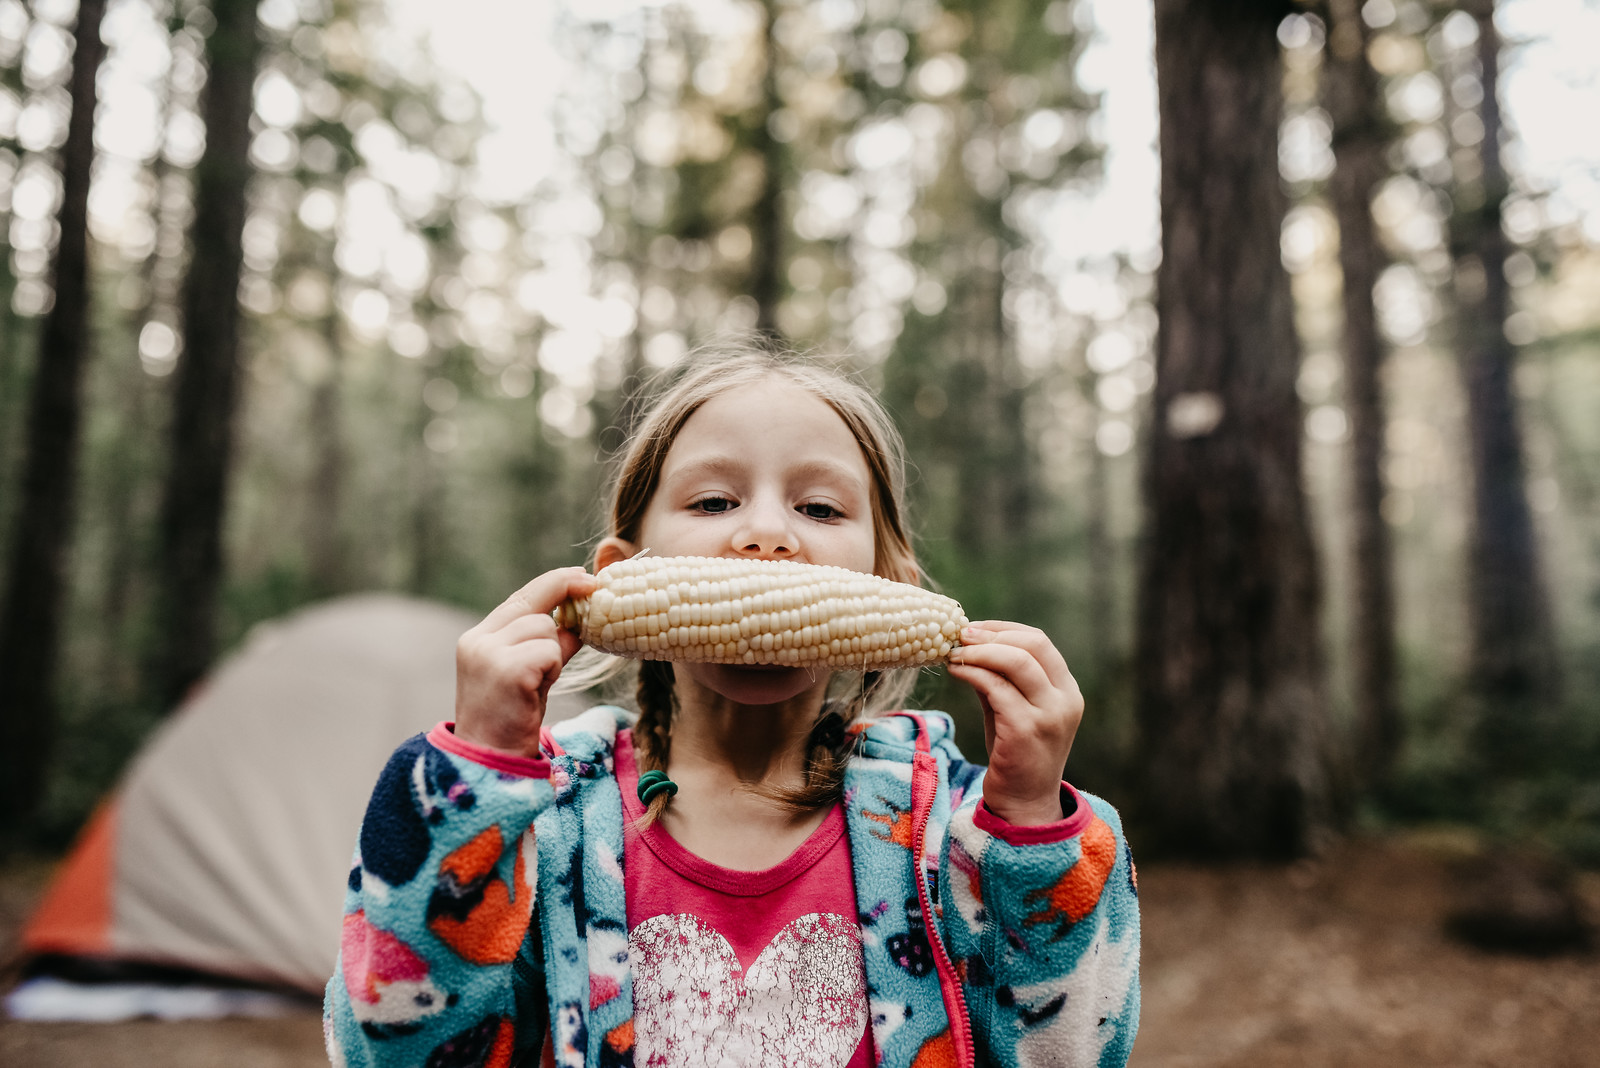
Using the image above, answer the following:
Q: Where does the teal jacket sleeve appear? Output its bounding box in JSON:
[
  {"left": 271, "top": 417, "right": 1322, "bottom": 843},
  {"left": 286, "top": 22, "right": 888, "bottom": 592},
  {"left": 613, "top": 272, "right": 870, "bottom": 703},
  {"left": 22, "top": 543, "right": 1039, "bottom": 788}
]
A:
[
  {"left": 324, "top": 724, "right": 554, "bottom": 1068},
  {"left": 940, "top": 778, "right": 1141, "bottom": 1068}
]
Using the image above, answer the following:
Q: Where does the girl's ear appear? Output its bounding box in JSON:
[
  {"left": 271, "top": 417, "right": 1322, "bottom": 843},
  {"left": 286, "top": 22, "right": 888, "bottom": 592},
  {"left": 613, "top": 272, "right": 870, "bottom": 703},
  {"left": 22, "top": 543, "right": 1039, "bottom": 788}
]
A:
[{"left": 594, "top": 537, "right": 639, "bottom": 574}]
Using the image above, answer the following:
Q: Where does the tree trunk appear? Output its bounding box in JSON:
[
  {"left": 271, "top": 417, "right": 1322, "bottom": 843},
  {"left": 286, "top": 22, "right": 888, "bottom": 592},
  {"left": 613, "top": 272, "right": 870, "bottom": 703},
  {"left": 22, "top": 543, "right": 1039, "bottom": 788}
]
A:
[
  {"left": 408, "top": 387, "right": 444, "bottom": 595},
  {"left": 1324, "top": 0, "right": 1400, "bottom": 784},
  {"left": 95, "top": 367, "right": 155, "bottom": 698},
  {"left": 1086, "top": 417, "right": 1115, "bottom": 693},
  {"left": 950, "top": 246, "right": 1021, "bottom": 594},
  {"left": 306, "top": 310, "right": 347, "bottom": 596},
  {"left": 97, "top": 80, "right": 182, "bottom": 699},
  {"left": 0, "top": 0, "right": 109, "bottom": 845},
  {"left": 748, "top": 0, "right": 784, "bottom": 339},
  {"left": 0, "top": 10, "right": 32, "bottom": 554},
  {"left": 1452, "top": 0, "right": 1560, "bottom": 766},
  {"left": 1135, "top": 0, "right": 1331, "bottom": 858},
  {"left": 0, "top": 219, "right": 22, "bottom": 563},
  {"left": 152, "top": 0, "right": 262, "bottom": 708}
]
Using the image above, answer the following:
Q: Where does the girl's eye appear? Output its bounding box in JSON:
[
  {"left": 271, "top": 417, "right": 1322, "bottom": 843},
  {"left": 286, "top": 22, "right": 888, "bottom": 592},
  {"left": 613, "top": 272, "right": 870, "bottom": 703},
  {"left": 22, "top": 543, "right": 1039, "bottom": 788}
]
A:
[
  {"left": 691, "top": 496, "right": 735, "bottom": 514},
  {"left": 799, "top": 501, "right": 842, "bottom": 521}
]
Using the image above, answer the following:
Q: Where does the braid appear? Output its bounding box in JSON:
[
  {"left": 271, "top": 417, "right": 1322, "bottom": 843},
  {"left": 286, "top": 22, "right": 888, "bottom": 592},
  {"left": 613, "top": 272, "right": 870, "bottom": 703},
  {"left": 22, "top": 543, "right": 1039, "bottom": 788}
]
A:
[
  {"left": 764, "top": 670, "right": 881, "bottom": 811},
  {"left": 633, "top": 663, "right": 885, "bottom": 816},
  {"left": 634, "top": 660, "right": 677, "bottom": 824}
]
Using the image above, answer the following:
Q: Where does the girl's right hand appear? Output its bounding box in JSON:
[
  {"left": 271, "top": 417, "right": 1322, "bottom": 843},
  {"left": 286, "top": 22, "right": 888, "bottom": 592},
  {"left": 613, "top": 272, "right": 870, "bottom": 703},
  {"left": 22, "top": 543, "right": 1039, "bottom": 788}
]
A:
[{"left": 453, "top": 566, "right": 597, "bottom": 758}]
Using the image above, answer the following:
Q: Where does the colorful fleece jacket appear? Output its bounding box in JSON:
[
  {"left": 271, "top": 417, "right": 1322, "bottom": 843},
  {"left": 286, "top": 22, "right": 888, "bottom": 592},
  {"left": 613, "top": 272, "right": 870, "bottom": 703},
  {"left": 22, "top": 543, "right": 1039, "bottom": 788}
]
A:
[{"left": 324, "top": 706, "right": 1141, "bottom": 1068}]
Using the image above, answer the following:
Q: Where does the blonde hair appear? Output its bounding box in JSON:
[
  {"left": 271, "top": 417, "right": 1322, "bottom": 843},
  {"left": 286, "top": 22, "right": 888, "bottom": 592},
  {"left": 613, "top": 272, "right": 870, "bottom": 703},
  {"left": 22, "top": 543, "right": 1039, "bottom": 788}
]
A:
[{"left": 553, "top": 336, "right": 927, "bottom": 817}]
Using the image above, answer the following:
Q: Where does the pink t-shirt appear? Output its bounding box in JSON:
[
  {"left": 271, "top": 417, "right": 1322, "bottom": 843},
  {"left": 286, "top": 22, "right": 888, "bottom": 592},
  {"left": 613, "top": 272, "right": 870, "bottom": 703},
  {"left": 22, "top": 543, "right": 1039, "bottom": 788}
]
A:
[{"left": 616, "top": 731, "right": 874, "bottom": 1068}]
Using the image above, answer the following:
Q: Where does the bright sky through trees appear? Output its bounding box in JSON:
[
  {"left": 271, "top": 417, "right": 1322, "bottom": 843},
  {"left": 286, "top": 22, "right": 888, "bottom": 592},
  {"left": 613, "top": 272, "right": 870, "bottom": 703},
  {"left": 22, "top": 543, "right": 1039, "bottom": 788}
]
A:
[
  {"left": 19, "top": 0, "right": 1586, "bottom": 324},
  {"left": 7, "top": 0, "right": 1593, "bottom": 384},
  {"left": 384, "top": 0, "right": 1164, "bottom": 256},
  {"left": 7, "top": 0, "right": 1590, "bottom": 282},
  {"left": 382, "top": 0, "right": 1597, "bottom": 250}
]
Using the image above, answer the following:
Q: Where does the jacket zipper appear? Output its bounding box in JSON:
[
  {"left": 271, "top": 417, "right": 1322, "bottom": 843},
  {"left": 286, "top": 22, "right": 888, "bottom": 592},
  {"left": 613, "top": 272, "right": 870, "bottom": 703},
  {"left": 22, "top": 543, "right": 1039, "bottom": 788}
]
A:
[{"left": 909, "top": 739, "right": 975, "bottom": 1068}]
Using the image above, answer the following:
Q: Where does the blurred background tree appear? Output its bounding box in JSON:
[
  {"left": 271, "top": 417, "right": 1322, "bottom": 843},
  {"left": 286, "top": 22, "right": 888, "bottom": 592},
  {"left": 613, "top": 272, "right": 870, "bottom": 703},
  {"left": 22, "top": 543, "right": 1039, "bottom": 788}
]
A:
[
  {"left": 0, "top": 0, "right": 1595, "bottom": 867},
  {"left": 0, "top": 0, "right": 107, "bottom": 848},
  {"left": 1136, "top": 0, "right": 1331, "bottom": 858},
  {"left": 1444, "top": 0, "right": 1562, "bottom": 773},
  {"left": 151, "top": 0, "right": 262, "bottom": 708},
  {"left": 1323, "top": 0, "right": 1401, "bottom": 789}
]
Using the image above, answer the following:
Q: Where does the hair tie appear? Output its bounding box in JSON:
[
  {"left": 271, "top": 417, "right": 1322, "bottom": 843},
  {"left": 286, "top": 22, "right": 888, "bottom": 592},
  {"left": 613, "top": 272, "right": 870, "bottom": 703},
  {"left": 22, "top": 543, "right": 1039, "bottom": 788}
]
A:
[
  {"left": 637, "top": 769, "right": 678, "bottom": 805},
  {"left": 810, "top": 711, "right": 845, "bottom": 751}
]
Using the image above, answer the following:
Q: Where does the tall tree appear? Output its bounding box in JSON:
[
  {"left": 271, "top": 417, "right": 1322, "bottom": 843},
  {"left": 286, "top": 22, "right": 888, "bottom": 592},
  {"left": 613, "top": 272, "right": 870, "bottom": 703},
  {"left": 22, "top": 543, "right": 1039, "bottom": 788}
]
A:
[
  {"left": 0, "top": 7, "right": 32, "bottom": 544},
  {"left": 884, "top": 0, "right": 1097, "bottom": 614},
  {"left": 151, "top": 0, "right": 263, "bottom": 707},
  {"left": 1324, "top": 0, "right": 1400, "bottom": 783},
  {"left": 1450, "top": 0, "right": 1559, "bottom": 766},
  {"left": 304, "top": 305, "right": 349, "bottom": 595},
  {"left": 94, "top": 5, "right": 192, "bottom": 701},
  {"left": 747, "top": 0, "right": 784, "bottom": 337},
  {"left": 1136, "top": 0, "right": 1331, "bottom": 857},
  {"left": 0, "top": 0, "right": 109, "bottom": 846}
]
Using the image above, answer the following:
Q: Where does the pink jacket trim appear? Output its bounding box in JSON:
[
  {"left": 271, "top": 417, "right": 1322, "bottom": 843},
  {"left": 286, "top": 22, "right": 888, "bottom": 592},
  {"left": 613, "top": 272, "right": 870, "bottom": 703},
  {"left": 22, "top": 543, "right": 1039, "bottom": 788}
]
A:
[
  {"left": 427, "top": 721, "right": 552, "bottom": 779},
  {"left": 972, "top": 782, "right": 1090, "bottom": 845}
]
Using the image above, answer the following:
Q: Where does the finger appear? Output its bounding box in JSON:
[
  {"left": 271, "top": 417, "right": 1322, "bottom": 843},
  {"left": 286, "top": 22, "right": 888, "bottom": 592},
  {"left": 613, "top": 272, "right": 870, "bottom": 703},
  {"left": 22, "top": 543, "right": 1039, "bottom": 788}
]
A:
[
  {"left": 458, "top": 616, "right": 558, "bottom": 679},
  {"left": 970, "top": 678, "right": 997, "bottom": 754},
  {"left": 946, "top": 660, "right": 1033, "bottom": 722},
  {"left": 963, "top": 622, "right": 1074, "bottom": 688},
  {"left": 491, "top": 621, "right": 587, "bottom": 687},
  {"left": 949, "top": 660, "right": 1077, "bottom": 775},
  {"left": 509, "top": 626, "right": 588, "bottom": 702},
  {"left": 479, "top": 567, "right": 597, "bottom": 633},
  {"left": 951, "top": 639, "right": 1056, "bottom": 705},
  {"left": 486, "top": 611, "right": 562, "bottom": 648},
  {"left": 532, "top": 631, "right": 586, "bottom": 704},
  {"left": 554, "top": 627, "right": 584, "bottom": 666},
  {"left": 489, "top": 614, "right": 590, "bottom": 671}
]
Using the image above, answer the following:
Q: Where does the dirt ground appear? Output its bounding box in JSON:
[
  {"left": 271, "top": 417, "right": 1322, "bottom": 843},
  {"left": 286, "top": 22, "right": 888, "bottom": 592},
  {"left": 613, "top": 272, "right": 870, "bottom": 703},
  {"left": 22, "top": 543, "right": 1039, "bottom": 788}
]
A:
[{"left": 2, "top": 835, "right": 1597, "bottom": 1068}]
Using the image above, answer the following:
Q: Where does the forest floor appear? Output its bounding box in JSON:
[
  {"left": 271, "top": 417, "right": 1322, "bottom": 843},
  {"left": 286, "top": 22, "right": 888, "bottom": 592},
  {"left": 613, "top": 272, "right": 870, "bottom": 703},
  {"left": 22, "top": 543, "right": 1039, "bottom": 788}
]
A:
[{"left": 1, "top": 833, "right": 1597, "bottom": 1068}]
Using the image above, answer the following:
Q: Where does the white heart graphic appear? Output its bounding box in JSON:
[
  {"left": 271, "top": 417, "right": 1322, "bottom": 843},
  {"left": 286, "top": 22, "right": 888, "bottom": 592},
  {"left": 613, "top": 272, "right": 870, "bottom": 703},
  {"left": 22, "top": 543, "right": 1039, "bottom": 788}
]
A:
[{"left": 630, "top": 911, "right": 868, "bottom": 1068}]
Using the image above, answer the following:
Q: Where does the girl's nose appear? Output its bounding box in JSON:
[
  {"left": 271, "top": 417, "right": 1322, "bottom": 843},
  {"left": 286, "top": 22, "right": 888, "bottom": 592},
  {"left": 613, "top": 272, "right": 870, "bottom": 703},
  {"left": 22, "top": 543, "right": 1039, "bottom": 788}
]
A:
[{"left": 733, "top": 498, "right": 796, "bottom": 558}]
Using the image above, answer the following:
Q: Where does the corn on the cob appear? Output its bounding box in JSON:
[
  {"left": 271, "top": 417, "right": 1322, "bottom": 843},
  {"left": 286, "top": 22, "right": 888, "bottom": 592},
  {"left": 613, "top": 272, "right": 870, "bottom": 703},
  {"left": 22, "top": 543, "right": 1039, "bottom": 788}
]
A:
[{"left": 553, "top": 555, "right": 967, "bottom": 669}]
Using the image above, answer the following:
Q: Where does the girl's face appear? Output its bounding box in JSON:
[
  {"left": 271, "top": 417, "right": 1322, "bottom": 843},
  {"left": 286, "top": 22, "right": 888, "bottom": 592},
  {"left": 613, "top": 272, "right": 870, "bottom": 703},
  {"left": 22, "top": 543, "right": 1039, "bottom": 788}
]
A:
[{"left": 598, "top": 375, "right": 879, "bottom": 706}]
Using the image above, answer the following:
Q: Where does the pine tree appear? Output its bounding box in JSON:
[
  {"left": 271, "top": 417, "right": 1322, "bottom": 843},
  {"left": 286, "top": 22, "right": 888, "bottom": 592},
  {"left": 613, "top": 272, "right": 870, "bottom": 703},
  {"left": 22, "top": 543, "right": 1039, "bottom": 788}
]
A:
[
  {"left": 0, "top": 0, "right": 108, "bottom": 848},
  {"left": 1445, "top": 0, "right": 1560, "bottom": 769},
  {"left": 151, "top": 0, "right": 265, "bottom": 707},
  {"left": 1136, "top": 0, "right": 1332, "bottom": 857},
  {"left": 1324, "top": 0, "right": 1401, "bottom": 782}
]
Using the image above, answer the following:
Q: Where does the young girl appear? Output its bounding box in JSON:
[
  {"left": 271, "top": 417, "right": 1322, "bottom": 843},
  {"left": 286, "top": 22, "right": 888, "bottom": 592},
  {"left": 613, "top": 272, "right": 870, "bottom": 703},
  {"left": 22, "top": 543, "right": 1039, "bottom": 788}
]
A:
[{"left": 325, "top": 344, "right": 1140, "bottom": 1068}]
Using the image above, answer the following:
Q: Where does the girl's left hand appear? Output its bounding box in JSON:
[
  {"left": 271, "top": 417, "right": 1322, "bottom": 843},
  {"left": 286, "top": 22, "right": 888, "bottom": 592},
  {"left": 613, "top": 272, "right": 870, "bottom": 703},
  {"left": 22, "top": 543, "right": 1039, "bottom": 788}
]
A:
[{"left": 946, "top": 621, "right": 1084, "bottom": 826}]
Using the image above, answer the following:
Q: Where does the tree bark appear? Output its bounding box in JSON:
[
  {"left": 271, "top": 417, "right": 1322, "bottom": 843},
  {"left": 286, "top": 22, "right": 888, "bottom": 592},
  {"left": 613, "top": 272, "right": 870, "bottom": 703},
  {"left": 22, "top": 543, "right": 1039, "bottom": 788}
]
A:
[
  {"left": 946, "top": 245, "right": 1032, "bottom": 616},
  {"left": 1136, "top": 0, "right": 1331, "bottom": 858},
  {"left": 306, "top": 310, "right": 347, "bottom": 596},
  {"left": 152, "top": 0, "right": 263, "bottom": 708},
  {"left": 1452, "top": 0, "right": 1560, "bottom": 766},
  {"left": 0, "top": 11, "right": 32, "bottom": 550},
  {"left": 0, "top": 215, "right": 23, "bottom": 562},
  {"left": 1086, "top": 415, "right": 1115, "bottom": 692},
  {"left": 1324, "top": 0, "right": 1400, "bottom": 784},
  {"left": 408, "top": 383, "right": 444, "bottom": 595},
  {"left": 748, "top": 0, "right": 784, "bottom": 339},
  {"left": 0, "top": 0, "right": 109, "bottom": 845},
  {"left": 97, "top": 73, "right": 182, "bottom": 698}
]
